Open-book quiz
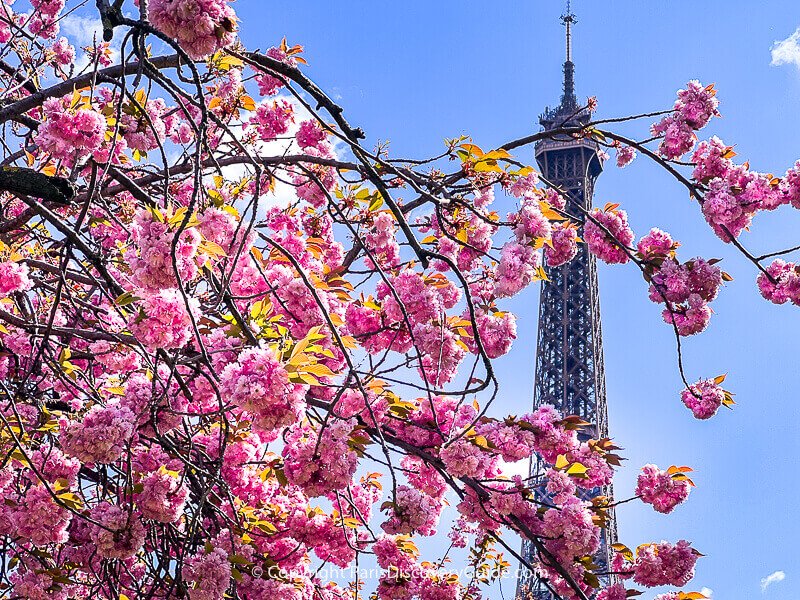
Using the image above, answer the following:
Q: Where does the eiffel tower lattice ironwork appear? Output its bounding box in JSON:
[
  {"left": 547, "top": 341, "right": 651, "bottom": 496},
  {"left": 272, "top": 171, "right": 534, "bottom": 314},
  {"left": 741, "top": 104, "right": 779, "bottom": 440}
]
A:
[{"left": 515, "top": 3, "right": 618, "bottom": 599}]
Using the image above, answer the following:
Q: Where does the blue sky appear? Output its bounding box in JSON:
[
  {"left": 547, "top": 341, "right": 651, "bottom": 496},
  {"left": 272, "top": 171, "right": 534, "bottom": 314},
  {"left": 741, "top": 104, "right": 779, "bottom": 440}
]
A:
[
  {"left": 231, "top": 1, "right": 800, "bottom": 598},
  {"left": 58, "top": 1, "right": 800, "bottom": 597}
]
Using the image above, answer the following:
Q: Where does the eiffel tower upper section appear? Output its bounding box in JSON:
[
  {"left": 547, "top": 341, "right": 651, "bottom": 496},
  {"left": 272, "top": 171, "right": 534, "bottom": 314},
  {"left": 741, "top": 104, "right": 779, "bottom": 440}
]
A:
[{"left": 532, "top": 4, "right": 607, "bottom": 439}]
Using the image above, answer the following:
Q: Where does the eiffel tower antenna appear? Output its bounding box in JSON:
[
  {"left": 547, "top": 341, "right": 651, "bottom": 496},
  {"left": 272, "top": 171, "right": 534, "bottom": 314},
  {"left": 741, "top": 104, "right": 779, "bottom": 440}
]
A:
[{"left": 561, "top": 0, "right": 577, "bottom": 63}]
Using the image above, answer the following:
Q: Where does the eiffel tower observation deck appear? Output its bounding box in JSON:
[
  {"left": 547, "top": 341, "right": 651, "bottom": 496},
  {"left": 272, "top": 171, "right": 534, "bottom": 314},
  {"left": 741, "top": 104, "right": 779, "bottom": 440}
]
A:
[{"left": 516, "top": 3, "right": 618, "bottom": 598}]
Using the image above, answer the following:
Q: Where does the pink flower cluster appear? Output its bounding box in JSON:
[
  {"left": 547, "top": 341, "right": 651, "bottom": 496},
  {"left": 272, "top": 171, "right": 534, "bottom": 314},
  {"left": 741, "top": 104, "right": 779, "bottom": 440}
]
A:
[
  {"left": 635, "top": 464, "right": 691, "bottom": 514},
  {"left": 29, "top": 0, "right": 65, "bottom": 38},
  {"left": 539, "top": 496, "right": 601, "bottom": 596},
  {"left": 296, "top": 119, "right": 327, "bottom": 149},
  {"left": 89, "top": 503, "right": 146, "bottom": 559},
  {"left": 523, "top": 405, "right": 578, "bottom": 463},
  {"left": 691, "top": 137, "right": 800, "bottom": 242},
  {"left": 512, "top": 196, "right": 552, "bottom": 242},
  {"left": 596, "top": 584, "right": 628, "bottom": 600},
  {"left": 676, "top": 80, "right": 720, "bottom": 129},
  {"left": 51, "top": 37, "right": 75, "bottom": 67},
  {"left": 584, "top": 207, "right": 634, "bottom": 264},
  {"left": 644, "top": 247, "right": 722, "bottom": 336},
  {"left": 652, "top": 80, "right": 719, "bottom": 160},
  {"left": 136, "top": 469, "right": 189, "bottom": 523},
  {"left": 464, "top": 308, "right": 517, "bottom": 359},
  {"left": 616, "top": 145, "right": 636, "bottom": 168},
  {"left": 282, "top": 418, "right": 358, "bottom": 496},
  {"left": 35, "top": 96, "right": 106, "bottom": 166},
  {"left": 427, "top": 206, "right": 496, "bottom": 273},
  {"left": 545, "top": 222, "right": 579, "bottom": 267},
  {"left": 129, "top": 208, "right": 201, "bottom": 290},
  {"left": 364, "top": 211, "right": 402, "bottom": 269},
  {"left": 184, "top": 543, "right": 232, "bottom": 599},
  {"left": 129, "top": 289, "right": 199, "bottom": 351},
  {"left": 637, "top": 227, "right": 676, "bottom": 260},
  {"left": 121, "top": 96, "right": 169, "bottom": 153},
  {"left": 381, "top": 484, "right": 443, "bottom": 536},
  {"left": 254, "top": 45, "right": 294, "bottom": 96},
  {"left": 495, "top": 195, "right": 560, "bottom": 296},
  {"left": 10, "top": 484, "right": 71, "bottom": 546},
  {"left": 249, "top": 99, "right": 294, "bottom": 141},
  {"left": 496, "top": 241, "right": 541, "bottom": 297},
  {"left": 148, "top": 0, "right": 237, "bottom": 60},
  {"left": 0, "top": 261, "right": 32, "bottom": 296},
  {"left": 439, "top": 437, "right": 499, "bottom": 480},
  {"left": 681, "top": 378, "right": 725, "bottom": 419},
  {"left": 60, "top": 401, "right": 136, "bottom": 464},
  {"left": 356, "top": 269, "right": 464, "bottom": 384},
  {"left": 632, "top": 540, "right": 699, "bottom": 588},
  {"left": 219, "top": 346, "right": 307, "bottom": 434},
  {"left": 757, "top": 259, "right": 800, "bottom": 305}
]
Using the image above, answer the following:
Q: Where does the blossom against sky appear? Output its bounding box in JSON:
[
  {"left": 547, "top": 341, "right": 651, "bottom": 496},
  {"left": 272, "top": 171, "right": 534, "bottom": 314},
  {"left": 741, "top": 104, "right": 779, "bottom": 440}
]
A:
[{"left": 226, "top": 1, "right": 800, "bottom": 597}]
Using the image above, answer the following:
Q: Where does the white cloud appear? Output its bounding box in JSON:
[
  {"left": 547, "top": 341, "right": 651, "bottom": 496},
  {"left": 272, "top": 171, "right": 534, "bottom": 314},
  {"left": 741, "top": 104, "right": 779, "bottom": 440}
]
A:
[
  {"left": 60, "top": 14, "right": 122, "bottom": 71},
  {"left": 60, "top": 14, "right": 104, "bottom": 48},
  {"left": 700, "top": 587, "right": 713, "bottom": 599},
  {"left": 771, "top": 28, "right": 800, "bottom": 69},
  {"left": 761, "top": 570, "right": 786, "bottom": 592},
  {"left": 498, "top": 457, "right": 530, "bottom": 479}
]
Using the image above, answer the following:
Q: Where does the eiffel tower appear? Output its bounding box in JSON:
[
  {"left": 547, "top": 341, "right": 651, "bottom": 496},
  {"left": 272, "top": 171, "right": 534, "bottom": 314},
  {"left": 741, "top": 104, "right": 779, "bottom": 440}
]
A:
[{"left": 515, "top": 3, "right": 617, "bottom": 598}]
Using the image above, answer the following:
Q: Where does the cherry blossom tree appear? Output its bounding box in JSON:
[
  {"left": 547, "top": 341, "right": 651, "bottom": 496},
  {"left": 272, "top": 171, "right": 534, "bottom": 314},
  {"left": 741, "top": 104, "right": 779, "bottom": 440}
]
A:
[{"left": 0, "top": 1, "right": 796, "bottom": 599}]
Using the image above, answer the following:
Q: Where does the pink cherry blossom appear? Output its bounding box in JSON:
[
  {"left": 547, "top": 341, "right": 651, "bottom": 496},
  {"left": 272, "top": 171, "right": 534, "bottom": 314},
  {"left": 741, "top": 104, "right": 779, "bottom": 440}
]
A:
[
  {"left": 652, "top": 115, "right": 695, "bottom": 160},
  {"left": 296, "top": 119, "right": 327, "bottom": 149},
  {"left": 10, "top": 484, "right": 72, "bottom": 546},
  {"left": 184, "top": 543, "right": 232, "bottom": 600},
  {"left": 662, "top": 293, "right": 711, "bottom": 336},
  {"left": 674, "top": 80, "right": 720, "bottom": 129},
  {"left": 128, "top": 288, "right": 199, "bottom": 351},
  {"left": 249, "top": 99, "right": 294, "bottom": 141},
  {"left": 596, "top": 583, "right": 628, "bottom": 600},
  {"left": 136, "top": 468, "right": 189, "bottom": 523},
  {"left": 616, "top": 145, "right": 636, "bottom": 168},
  {"left": 584, "top": 208, "right": 634, "bottom": 264},
  {"left": 89, "top": 503, "right": 146, "bottom": 559},
  {"left": 0, "top": 261, "right": 32, "bottom": 295},
  {"left": 757, "top": 259, "right": 800, "bottom": 305},
  {"left": 128, "top": 208, "right": 202, "bottom": 290},
  {"left": 691, "top": 136, "right": 733, "bottom": 182},
  {"left": 282, "top": 418, "right": 358, "bottom": 496},
  {"left": 220, "top": 346, "right": 307, "bottom": 434},
  {"left": 495, "top": 241, "right": 542, "bottom": 297},
  {"left": 681, "top": 378, "right": 725, "bottom": 419},
  {"left": 381, "top": 484, "right": 443, "bottom": 536},
  {"left": 633, "top": 540, "right": 698, "bottom": 588},
  {"left": 148, "top": 0, "right": 237, "bottom": 60},
  {"left": 546, "top": 222, "right": 579, "bottom": 267},
  {"left": 637, "top": 227, "right": 675, "bottom": 260},
  {"left": 35, "top": 96, "right": 106, "bottom": 166},
  {"left": 60, "top": 402, "right": 136, "bottom": 464},
  {"left": 636, "top": 464, "right": 691, "bottom": 514}
]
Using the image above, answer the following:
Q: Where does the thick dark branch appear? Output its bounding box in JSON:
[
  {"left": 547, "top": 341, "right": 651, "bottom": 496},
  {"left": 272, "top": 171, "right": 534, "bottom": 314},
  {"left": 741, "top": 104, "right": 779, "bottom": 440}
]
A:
[
  {"left": 0, "top": 167, "right": 75, "bottom": 204},
  {"left": 0, "top": 55, "right": 180, "bottom": 123}
]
